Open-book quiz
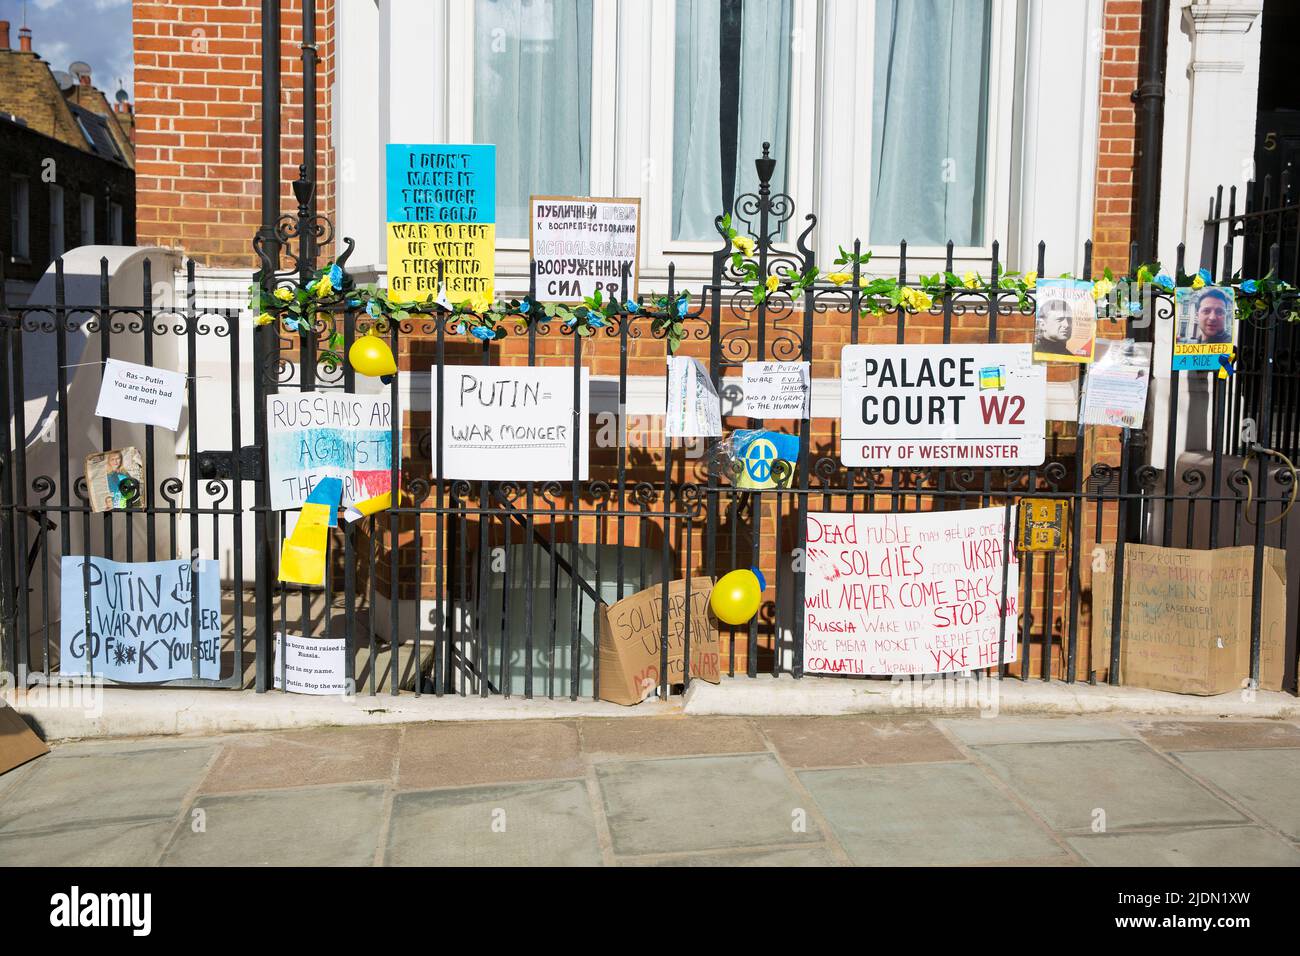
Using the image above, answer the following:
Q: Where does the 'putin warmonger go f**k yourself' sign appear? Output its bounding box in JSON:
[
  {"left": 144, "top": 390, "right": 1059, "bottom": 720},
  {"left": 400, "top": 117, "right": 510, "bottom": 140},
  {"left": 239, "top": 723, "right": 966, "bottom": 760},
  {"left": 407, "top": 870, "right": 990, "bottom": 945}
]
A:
[{"left": 839, "top": 343, "right": 1045, "bottom": 467}]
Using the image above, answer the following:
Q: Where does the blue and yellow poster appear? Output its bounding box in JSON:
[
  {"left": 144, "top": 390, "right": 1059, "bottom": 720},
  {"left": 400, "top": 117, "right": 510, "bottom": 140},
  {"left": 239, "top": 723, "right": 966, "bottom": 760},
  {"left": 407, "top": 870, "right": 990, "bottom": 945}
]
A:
[{"left": 732, "top": 429, "right": 800, "bottom": 490}]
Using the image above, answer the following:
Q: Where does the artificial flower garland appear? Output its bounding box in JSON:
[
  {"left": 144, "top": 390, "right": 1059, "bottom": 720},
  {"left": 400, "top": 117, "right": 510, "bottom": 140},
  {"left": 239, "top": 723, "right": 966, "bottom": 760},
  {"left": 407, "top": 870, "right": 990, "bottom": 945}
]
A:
[{"left": 252, "top": 217, "right": 1298, "bottom": 359}]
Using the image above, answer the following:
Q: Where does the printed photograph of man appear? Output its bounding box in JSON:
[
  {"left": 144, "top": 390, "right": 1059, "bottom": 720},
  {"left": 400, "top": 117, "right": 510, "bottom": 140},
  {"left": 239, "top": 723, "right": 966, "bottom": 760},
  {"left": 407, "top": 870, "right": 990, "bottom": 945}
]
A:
[
  {"left": 1033, "top": 278, "right": 1096, "bottom": 363},
  {"left": 1173, "top": 286, "right": 1236, "bottom": 371},
  {"left": 1187, "top": 286, "right": 1234, "bottom": 345}
]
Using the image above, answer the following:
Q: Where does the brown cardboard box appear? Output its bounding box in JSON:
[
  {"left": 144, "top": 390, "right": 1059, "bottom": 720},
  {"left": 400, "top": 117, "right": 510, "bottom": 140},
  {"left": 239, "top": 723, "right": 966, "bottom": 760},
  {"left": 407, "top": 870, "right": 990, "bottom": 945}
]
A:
[
  {"left": 1092, "top": 544, "right": 1287, "bottom": 695},
  {"left": 597, "top": 577, "right": 720, "bottom": 705},
  {"left": 0, "top": 704, "right": 49, "bottom": 776}
]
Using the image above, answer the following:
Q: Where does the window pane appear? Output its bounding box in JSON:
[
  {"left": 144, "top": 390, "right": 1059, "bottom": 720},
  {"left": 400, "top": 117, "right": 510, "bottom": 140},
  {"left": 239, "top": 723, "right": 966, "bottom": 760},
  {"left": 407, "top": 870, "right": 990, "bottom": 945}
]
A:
[
  {"left": 673, "top": 0, "right": 792, "bottom": 241},
  {"left": 870, "top": 0, "right": 991, "bottom": 246},
  {"left": 475, "top": 0, "right": 592, "bottom": 238}
]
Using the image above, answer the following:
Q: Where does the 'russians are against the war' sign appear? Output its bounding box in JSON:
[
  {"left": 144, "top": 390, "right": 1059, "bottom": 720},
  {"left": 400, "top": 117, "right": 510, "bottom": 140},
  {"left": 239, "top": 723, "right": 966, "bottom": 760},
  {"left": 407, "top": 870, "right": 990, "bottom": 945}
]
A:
[
  {"left": 803, "top": 508, "right": 1019, "bottom": 676},
  {"left": 839, "top": 343, "right": 1046, "bottom": 467}
]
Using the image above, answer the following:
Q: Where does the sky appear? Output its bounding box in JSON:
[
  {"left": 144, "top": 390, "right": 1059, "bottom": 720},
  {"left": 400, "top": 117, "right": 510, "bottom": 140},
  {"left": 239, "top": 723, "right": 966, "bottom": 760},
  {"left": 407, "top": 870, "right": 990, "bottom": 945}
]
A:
[{"left": 6, "top": 0, "right": 133, "bottom": 99}]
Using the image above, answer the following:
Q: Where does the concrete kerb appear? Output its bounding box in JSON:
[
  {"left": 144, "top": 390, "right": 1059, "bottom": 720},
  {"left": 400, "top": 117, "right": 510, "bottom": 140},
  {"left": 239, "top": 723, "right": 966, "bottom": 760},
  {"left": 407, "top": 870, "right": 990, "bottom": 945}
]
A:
[{"left": 5, "top": 675, "right": 1299, "bottom": 742}]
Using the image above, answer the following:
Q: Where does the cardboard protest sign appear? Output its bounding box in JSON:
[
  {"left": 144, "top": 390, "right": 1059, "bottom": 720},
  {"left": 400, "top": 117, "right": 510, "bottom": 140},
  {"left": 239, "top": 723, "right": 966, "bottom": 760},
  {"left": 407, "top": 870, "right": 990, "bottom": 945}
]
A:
[
  {"left": 742, "top": 361, "right": 811, "bottom": 418},
  {"left": 438, "top": 365, "right": 589, "bottom": 481},
  {"left": 1033, "top": 278, "right": 1096, "bottom": 363},
  {"left": 59, "top": 557, "right": 222, "bottom": 682},
  {"left": 840, "top": 344, "right": 1045, "bottom": 467},
  {"left": 386, "top": 144, "right": 495, "bottom": 304},
  {"left": 0, "top": 705, "right": 48, "bottom": 777},
  {"left": 803, "top": 508, "right": 1019, "bottom": 675},
  {"left": 530, "top": 196, "right": 640, "bottom": 302},
  {"left": 1172, "top": 286, "right": 1235, "bottom": 372},
  {"left": 94, "top": 358, "right": 185, "bottom": 431},
  {"left": 597, "top": 577, "right": 720, "bottom": 705},
  {"left": 266, "top": 392, "right": 396, "bottom": 511},
  {"left": 273, "top": 633, "right": 348, "bottom": 695},
  {"left": 1091, "top": 544, "right": 1287, "bottom": 695}
]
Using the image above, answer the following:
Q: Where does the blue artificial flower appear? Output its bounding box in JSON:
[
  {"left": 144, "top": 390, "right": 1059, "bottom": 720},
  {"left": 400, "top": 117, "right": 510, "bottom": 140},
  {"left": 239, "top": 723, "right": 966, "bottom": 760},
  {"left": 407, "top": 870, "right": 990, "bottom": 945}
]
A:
[
  {"left": 588, "top": 315, "right": 606, "bottom": 329},
  {"left": 346, "top": 298, "right": 360, "bottom": 308},
  {"left": 625, "top": 300, "right": 639, "bottom": 313},
  {"left": 329, "top": 263, "right": 344, "bottom": 288},
  {"left": 1127, "top": 300, "right": 1143, "bottom": 315},
  {"left": 564, "top": 316, "right": 578, "bottom": 328},
  {"left": 1153, "top": 273, "right": 1174, "bottom": 291},
  {"left": 519, "top": 298, "right": 531, "bottom": 313},
  {"left": 676, "top": 297, "right": 688, "bottom": 318},
  {"left": 1240, "top": 279, "right": 1258, "bottom": 294},
  {"left": 283, "top": 315, "right": 303, "bottom": 332},
  {"left": 1197, "top": 268, "right": 1212, "bottom": 284},
  {"left": 366, "top": 300, "right": 381, "bottom": 317},
  {"left": 470, "top": 325, "right": 496, "bottom": 341},
  {"left": 306, "top": 279, "right": 319, "bottom": 293}
]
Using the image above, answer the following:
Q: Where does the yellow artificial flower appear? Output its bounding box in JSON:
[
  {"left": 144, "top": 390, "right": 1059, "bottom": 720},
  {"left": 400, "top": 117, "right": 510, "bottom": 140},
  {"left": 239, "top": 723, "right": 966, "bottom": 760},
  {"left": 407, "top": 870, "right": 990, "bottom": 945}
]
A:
[
  {"left": 826, "top": 272, "right": 853, "bottom": 286},
  {"left": 273, "top": 287, "right": 293, "bottom": 302},
  {"left": 465, "top": 291, "right": 493, "bottom": 314},
  {"left": 732, "top": 235, "right": 756, "bottom": 257},
  {"left": 254, "top": 312, "right": 275, "bottom": 327},
  {"left": 962, "top": 270, "right": 980, "bottom": 289},
  {"left": 765, "top": 275, "right": 780, "bottom": 294},
  {"left": 315, "top": 273, "right": 334, "bottom": 298},
  {"left": 1191, "top": 274, "right": 1206, "bottom": 290},
  {"left": 1092, "top": 278, "right": 1114, "bottom": 301},
  {"left": 900, "top": 287, "right": 933, "bottom": 311},
  {"left": 1023, "top": 270, "right": 1037, "bottom": 290}
]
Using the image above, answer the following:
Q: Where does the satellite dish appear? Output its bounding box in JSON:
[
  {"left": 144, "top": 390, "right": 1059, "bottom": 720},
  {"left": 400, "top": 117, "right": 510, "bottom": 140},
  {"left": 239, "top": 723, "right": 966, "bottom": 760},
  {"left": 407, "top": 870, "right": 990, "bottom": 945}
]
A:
[
  {"left": 69, "top": 61, "right": 92, "bottom": 81},
  {"left": 52, "top": 70, "right": 76, "bottom": 91}
]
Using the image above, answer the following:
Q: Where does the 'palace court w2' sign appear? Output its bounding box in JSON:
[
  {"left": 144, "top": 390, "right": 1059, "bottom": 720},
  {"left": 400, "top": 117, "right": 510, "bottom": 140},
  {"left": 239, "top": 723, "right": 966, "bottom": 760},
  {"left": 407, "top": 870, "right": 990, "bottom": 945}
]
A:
[{"left": 839, "top": 343, "right": 1046, "bottom": 467}]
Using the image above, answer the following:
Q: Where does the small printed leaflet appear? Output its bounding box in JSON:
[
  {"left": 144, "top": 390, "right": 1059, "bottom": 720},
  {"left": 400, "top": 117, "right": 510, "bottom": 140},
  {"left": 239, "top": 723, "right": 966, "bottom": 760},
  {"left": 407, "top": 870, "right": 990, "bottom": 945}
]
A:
[{"left": 60, "top": 556, "right": 221, "bottom": 682}]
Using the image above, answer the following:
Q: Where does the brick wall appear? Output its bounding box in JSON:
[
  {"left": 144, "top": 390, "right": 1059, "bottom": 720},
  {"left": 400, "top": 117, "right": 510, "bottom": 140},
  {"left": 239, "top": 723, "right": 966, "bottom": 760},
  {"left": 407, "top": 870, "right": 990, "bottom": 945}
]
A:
[
  {"left": 133, "top": 0, "right": 334, "bottom": 268},
  {"left": 1091, "top": 0, "right": 1143, "bottom": 277}
]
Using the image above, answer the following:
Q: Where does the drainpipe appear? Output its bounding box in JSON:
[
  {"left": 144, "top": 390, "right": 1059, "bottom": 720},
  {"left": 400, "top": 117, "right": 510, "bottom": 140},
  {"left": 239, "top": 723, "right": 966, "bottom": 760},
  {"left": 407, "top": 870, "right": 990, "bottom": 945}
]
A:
[{"left": 1131, "top": 0, "right": 1169, "bottom": 302}]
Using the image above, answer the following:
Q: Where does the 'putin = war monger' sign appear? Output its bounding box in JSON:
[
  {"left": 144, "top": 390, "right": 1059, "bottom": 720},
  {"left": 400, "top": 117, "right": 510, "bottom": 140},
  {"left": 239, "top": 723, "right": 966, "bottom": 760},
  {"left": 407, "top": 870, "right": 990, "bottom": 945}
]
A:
[
  {"left": 840, "top": 343, "right": 1045, "bottom": 467},
  {"left": 803, "top": 509, "right": 1019, "bottom": 675}
]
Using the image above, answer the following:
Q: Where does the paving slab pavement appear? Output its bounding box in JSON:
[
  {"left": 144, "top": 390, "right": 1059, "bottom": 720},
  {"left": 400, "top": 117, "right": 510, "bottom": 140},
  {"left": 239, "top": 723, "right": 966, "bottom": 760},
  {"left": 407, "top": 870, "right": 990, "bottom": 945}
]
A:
[{"left": 0, "top": 714, "right": 1296, "bottom": 867}]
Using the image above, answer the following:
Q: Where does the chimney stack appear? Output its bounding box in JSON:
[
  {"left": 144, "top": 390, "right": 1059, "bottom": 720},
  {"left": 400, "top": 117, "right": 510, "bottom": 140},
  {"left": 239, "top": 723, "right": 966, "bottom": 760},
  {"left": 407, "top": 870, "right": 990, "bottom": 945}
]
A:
[
  {"left": 79, "top": 71, "right": 90, "bottom": 87},
  {"left": 0, "top": 22, "right": 10, "bottom": 51},
  {"left": 18, "top": 26, "right": 31, "bottom": 52}
]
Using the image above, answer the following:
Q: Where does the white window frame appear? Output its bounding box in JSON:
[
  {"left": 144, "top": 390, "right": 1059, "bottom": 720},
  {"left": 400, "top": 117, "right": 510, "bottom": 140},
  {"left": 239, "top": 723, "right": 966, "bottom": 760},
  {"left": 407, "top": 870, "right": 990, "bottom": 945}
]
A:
[
  {"left": 80, "top": 193, "right": 95, "bottom": 246},
  {"left": 10, "top": 175, "right": 29, "bottom": 261},
  {"left": 49, "top": 183, "right": 64, "bottom": 259},
  {"left": 369, "top": 0, "right": 1024, "bottom": 289}
]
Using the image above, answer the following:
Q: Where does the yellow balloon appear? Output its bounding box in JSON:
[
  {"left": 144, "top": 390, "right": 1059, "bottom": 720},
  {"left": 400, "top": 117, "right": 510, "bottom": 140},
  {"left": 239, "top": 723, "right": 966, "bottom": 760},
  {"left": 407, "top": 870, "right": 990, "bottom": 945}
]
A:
[
  {"left": 710, "top": 569, "right": 763, "bottom": 626},
  {"left": 349, "top": 334, "right": 397, "bottom": 377}
]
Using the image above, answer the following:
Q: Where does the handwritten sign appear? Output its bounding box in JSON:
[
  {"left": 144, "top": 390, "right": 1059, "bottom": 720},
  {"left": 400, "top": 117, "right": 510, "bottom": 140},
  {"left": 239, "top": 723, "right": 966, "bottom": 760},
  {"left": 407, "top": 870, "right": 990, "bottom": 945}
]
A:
[
  {"left": 273, "top": 633, "right": 348, "bottom": 695},
  {"left": 596, "top": 578, "right": 720, "bottom": 705},
  {"left": 437, "top": 365, "right": 589, "bottom": 481},
  {"left": 529, "top": 196, "right": 640, "bottom": 302},
  {"left": 742, "top": 361, "right": 810, "bottom": 418},
  {"left": 803, "top": 508, "right": 1018, "bottom": 675},
  {"left": 94, "top": 358, "right": 185, "bottom": 430},
  {"left": 385, "top": 144, "right": 495, "bottom": 304},
  {"left": 59, "top": 556, "right": 221, "bottom": 682},
  {"left": 1172, "top": 286, "right": 1235, "bottom": 371},
  {"left": 266, "top": 392, "right": 395, "bottom": 511},
  {"left": 840, "top": 343, "right": 1045, "bottom": 467}
]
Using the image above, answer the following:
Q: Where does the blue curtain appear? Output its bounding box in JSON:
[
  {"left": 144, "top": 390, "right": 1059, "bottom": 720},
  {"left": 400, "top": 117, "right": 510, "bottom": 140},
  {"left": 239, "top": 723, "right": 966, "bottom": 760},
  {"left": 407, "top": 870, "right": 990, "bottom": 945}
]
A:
[{"left": 870, "top": 0, "right": 991, "bottom": 246}]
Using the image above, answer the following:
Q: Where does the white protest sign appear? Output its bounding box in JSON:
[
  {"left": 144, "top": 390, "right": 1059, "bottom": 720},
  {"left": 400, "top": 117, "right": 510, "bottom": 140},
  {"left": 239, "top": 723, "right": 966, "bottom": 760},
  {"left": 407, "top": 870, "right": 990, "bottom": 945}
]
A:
[
  {"left": 1079, "top": 339, "right": 1152, "bottom": 429},
  {"left": 840, "top": 343, "right": 1045, "bottom": 467},
  {"left": 439, "top": 365, "right": 590, "bottom": 481},
  {"left": 742, "top": 361, "right": 810, "bottom": 418},
  {"left": 803, "top": 508, "right": 1019, "bottom": 676},
  {"left": 94, "top": 358, "right": 185, "bottom": 431},
  {"left": 266, "top": 392, "right": 396, "bottom": 511},
  {"left": 530, "top": 196, "right": 640, "bottom": 302},
  {"left": 273, "top": 633, "right": 348, "bottom": 695},
  {"left": 665, "top": 356, "right": 722, "bottom": 438}
]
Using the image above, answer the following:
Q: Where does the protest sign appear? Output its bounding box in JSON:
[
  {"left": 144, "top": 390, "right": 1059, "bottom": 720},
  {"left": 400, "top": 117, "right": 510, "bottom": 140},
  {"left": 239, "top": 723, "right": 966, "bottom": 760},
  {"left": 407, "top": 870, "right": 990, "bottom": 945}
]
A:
[
  {"left": 94, "top": 358, "right": 185, "bottom": 431},
  {"left": 1091, "top": 544, "right": 1286, "bottom": 695},
  {"left": 1173, "top": 286, "right": 1236, "bottom": 371},
  {"left": 438, "top": 365, "right": 589, "bottom": 481},
  {"left": 1033, "top": 278, "right": 1097, "bottom": 363},
  {"left": 840, "top": 343, "right": 1045, "bottom": 467},
  {"left": 273, "top": 633, "right": 348, "bottom": 695},
  {"left": 266, "top": 392, "right": 396, "bottom": 511},
  {"left": 530, "top": 196, "right": 640, "bottom": 302},
  {"left": 742, "top": 361, "right": 811, "bottom": 418},
  {"left": 665, "top": 356, "right": 722, "bottom": 438},
  {"left": 803, "top": 508, "right": 1019, "bottom": 675},
  {"left": 385, "top": 144, "right": 495, "bottom": 304},
  {"left": 59, "top": 556, "right": 221, "bottom": 682},
  {"left": 1079, "top": 339, "right": 1152, "bottom": 428},
  {"left": 597, "top": 577, "right": 720, "bottom": 705},
  {"left": 731, "top": 429, "right": 799, "bottom": 490}
]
